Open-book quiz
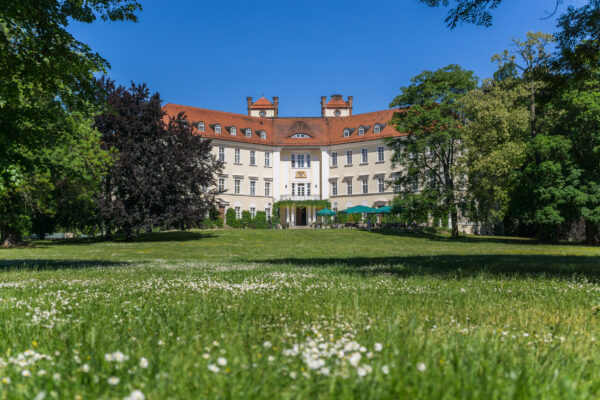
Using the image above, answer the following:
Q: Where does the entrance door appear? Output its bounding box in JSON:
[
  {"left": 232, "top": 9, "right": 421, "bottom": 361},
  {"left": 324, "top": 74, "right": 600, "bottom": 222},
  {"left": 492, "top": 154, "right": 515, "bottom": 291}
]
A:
[{"left": 296, "top": 208, "right": 307, "bottom": 226}]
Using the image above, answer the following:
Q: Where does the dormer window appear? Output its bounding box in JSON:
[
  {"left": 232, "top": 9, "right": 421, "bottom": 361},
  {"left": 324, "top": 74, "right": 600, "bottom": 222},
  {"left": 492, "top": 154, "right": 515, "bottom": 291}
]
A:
[
  {"left": 358, "top": 126, "right": 364, "bottom": 135},
  {"left": 343, "top": 129, "right": 350, "bottom": 137},
  {"left": 230, "top": 127, "right": 237, "bottom": 136},
  {"left": 291, "top": 133, "right": 310, "bottom": 138},
  {"left": 215, "top": 124, "right": 222, "bottom": 134},
  {"left": 245, "top": 129, "right": 251, "bottom": 138},
  {"left": 334, "top": 110, "right": 341, "bottom": 117},
  {"left": 259, "top": 110, "right": 266, "bottom": 117},
  {"left": 198, "top": 122, "right": 205, "bottom": 132},
  {"left": 259, "top": 130, "right": 266, "bottom": 139},
  {"left": 374, "top": 124, "right": 381, "bottom": 133}
]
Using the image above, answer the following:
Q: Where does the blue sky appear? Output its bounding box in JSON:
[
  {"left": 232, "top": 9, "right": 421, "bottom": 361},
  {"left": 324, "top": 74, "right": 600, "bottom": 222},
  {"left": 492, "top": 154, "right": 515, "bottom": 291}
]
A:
[{"left": 70, "top": 0, "right": 587, "bottom": 116}]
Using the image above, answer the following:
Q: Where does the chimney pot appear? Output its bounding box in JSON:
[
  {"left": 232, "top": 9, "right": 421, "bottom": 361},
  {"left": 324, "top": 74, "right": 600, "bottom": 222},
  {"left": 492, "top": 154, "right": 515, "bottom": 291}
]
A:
[{"left": 246, "top": 97, "right": 253, "bottom": 116}]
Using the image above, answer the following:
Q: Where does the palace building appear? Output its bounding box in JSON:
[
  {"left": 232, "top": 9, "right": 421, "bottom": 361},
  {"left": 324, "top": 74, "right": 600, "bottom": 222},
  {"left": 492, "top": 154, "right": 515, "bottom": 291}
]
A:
[{"left": 163, "top": 95, "right": 404, "bottom": 227}]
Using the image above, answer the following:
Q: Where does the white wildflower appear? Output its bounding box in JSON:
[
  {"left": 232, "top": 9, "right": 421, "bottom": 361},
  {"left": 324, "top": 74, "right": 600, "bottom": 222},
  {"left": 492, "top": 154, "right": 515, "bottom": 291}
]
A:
[
  {"left": 208, "top": 364, "right": 219, "bottom": 373},
  {"left": 22, "top": 370, "right": 31, "bottom": 377},
  {"left": 81, "top": 364, "right": 90, "bottom": 373},
  {"left": 263, "top": 341, "right": 272, "bottom": 348},
  {"left": 349, "top": 352, "right": 362, "bottom": 367},
  {"left": 417, "top": 362, "right": 426, "bottom": 372},
  {"left": 382, "top": 365, "right": 390, "bottom": 374},
  {"left": 108, "top": 376, "right": 120, "bottom": 385},
  {"left": 124, "top": 389, "right": 145, "bottom": 400},
  {"left": 374, "top": 343, "right": 383, "bottom": 352},
  {"left": 217, "top": 357, "right": 227, "bottom": 366},
  {"left": 357, "top": 367, "right": 367, "bottom": 377},
  {"left": 139, "top": 357, "right": 149, "bottom": 369}
]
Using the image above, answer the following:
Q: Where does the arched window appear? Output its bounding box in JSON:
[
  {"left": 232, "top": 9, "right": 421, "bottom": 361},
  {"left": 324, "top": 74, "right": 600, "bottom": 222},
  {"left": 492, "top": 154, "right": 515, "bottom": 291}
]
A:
[
  {"left": 374, "top": 124, "right": 381, "bottom": 133},
  {"left": 260, "top": 130, "right": 266, "bottom": 139},
  {"left": 291, "top": 133, "right": 310, "bottom": 138},
  {"left": 245, "top": 129, "right": 251, "bottom": 138},
  {"left": 343, "top": 129, "right": 350, "bottom": 137},
  {"left": 198, "top": 122, "right": 205, "bottom": 132},
  {"left": 358, "top": 126, "right": 364, "bottom": 135},
  {"left": 215, "top": 124, "right": 222, "bottom": 134},
  {"left": 231, "top": 127, "right": 237, "bottom": 136}
]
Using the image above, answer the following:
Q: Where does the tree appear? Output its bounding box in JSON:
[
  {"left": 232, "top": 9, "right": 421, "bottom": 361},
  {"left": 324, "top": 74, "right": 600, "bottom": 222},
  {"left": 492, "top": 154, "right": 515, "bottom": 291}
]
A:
[
  {"left": 388, "top": 64, "right": 478, "bottom": 238},
  {"left": 418, "top": 0, "right": 565, "bottom": 29},
  {"left": 94, "top": 78, "right": 222, "bottom": 239},
  {"left": 0, "top": 0, "right": 141, "bottom": 245}
]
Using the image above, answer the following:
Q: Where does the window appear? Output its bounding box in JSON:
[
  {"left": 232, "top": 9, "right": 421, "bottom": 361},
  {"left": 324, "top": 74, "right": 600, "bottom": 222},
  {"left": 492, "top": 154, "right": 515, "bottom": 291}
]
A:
[
  {"left": 362, "top": 179, "right": 368, "bottom": 194},
  {"left": 378, "top": 176, "right": 385, "bottom": 193},
  {"left": 343, "top": 128, "right": 350, "bottom": 137},
  {"left": 358, "top": 126, "right": 364, "bottom": 135},
  {"left": 377, "top": 146, "right": 384, "bottom": 162},
  {"left": 250, "top": 150, "right": 256, "bottom": 165},
  {"left": 230, "top": 127, "right": 237, "bottom": 136},
  {"left": 332, "top": 181, "right": 338, "bottom": 196},
  {"left": 334, "top": 110, "right": 341, "bottom": 117},
  {"left": 306, "top": 154, "right": 311, "bottom": 167},
  {"left": 291, "top": 183, "right": 296, "bottom": 196},
  {"left": 245, "top": 128, "right": 251, "bottom": 138},
  {"left": 297, "top": 154, "right": 305, "bottom": 168},
  {"left": 265, "top": 206, "right": 271, "bottom": 216},
  {"left": 298, "top": 184, "right": 305, "bottom": 196},
  {"left": 250, "top": 181, "right": 256, "bottom": 196},
  {"left": 259, "top": 130, "right": 266, "bottom": 139},
  {"left": 198, "top": 122, "right": 205, "bottom": 132},
  {"left": 219, "top": 147, "right": 225, "bottom": 162},
  {"left": 331, "top": 152, "right": 338, "bottom": 166},
  {"left": 234, "top": 179, "right": 241, "bottom": 194},
  {"left": 259, "top": 110, "right": 266, "bottom": 117},
  {"left": 361, "top": 148, "right": 368, "bottom": 163},
  {"left": 291, "top": 154, "right": 295, "bottom": 168},
  {"left": 235, "top": 206, "right": 241, "bottom": 219},
  {"left": 291, "top": 133, "right": 310, "bottom": 138},
  {"left": 218, "top": 178, "right": 225, "bottom": 192},
  {"left": 215, "top": 124, "right": 222, "bottom": 134},
  {"left": 250, "top": 207, "right": 256, "bottom": 218},
  {"left": 265, "top": 182, "right": 271, "bottom": 196},
  {"left": 346, "top": 150, "right": 352, "bottom": 165},
  {"left": 374, "top": 124, "right": 381, "bottom": 133},
  {"left": 234, "top": 149, "right": 241, "bottom": 164},
  {"left": 265, "top": 152, "right": 270, "bottom": 167},
  {"left": 307, "top": 185, "right": 311, "bottom": 196},
  {"left": 346, "top": 180, "right": 352, "bottom": 195}
]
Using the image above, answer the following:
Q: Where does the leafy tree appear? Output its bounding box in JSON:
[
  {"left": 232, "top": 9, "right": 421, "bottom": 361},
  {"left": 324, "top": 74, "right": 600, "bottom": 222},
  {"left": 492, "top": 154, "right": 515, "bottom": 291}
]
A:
[
  {"left": 0, "top": 0, "right": 141, "bottom": 245},
  {"left": 94, "top": 78, "right": 222, "bottom": 239},
  {"left": 226, "top": 208, "right": 239, "bottom": 228},
  {"left": 388, "top": 64, "right": 478, "bottom": 237},
  {"left": 418, "top": 0, "right": 565, "bottom": 28}
]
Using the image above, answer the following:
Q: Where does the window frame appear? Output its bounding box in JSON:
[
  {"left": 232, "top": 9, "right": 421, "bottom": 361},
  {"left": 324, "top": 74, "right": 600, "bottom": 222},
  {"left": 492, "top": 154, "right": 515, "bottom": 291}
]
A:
[
  {"left": 264, "top": 152, "right": 270, "bottom": 167},
  {"left": 218, "top": 178, "right": 225, "bottom": 192},
  {"left": 230, "top": 126, "right": 237, "bottom": 136},
  {"left": 346, "top": 150, "right": 352, "bottom": 165},
  {"left": 215, "top": 124, "right": 222, "bottom": 134},
  {"left": 332, "top": 181, "right": 338, "bottom": 196},
  {"left": 331, "top": 152, "right": 338, "bottom": 166},
  {"left": 234, "top": 148, "right": 241, "bottom": 164},
  {"left": 218, "top": 147, "right": 225, "bottom": 162},
  {"left": 250, "top": 180, "right": 256, "bottom": 196},
  {"left": 361, "top": 148, "right": 368, "bottom": 164},
  {"left": 265, "top": 181, "right": 271, "bottom": 197},
  {"left": 377, "top": 146, "right": 385, "bottom": 162},
  {"left": 346, "top": 180, "right": 352, "bottom": 195},
  {"left": 198, "top": 122, "right": 205, "bottom": 132},
  {"left": 250, "top": 150, "right": 256, "bottom": 166},
  {"left": 374, "top": 124, "right": 381, "bottom": 133},
  {"left": 234, "top": 179, "right": 241, "bottom": 194},
  {"left": 343, "top": 128, "right": 350, "bottom": 137},
  {"left": 362, "top": 179, "right": 368, "bottom": 194},
  {"left": 245, "top": 128, "right": 251, "bottom": 138}
]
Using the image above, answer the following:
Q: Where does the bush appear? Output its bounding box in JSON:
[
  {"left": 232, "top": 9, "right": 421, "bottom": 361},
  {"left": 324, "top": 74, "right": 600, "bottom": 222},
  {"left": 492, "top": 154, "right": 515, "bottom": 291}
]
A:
[
  {"left": 226, "top": 208, "right": 239, "bottom": 228},
  {"left": 241, "top": 211, "right": 252, "bottom": 228},
  {"left": 350, "top": 213, "right": 362, "bottom": 223},
  {"left": 252, "top": 211, "right": 268, "bottom": 229},
  {"left": 214, "top": 216, "right": 224, "bottom": 228}
]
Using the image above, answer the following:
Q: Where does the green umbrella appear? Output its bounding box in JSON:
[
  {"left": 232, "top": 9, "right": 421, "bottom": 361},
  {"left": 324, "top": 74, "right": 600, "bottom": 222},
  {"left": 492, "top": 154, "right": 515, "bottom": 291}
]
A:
[
  {"left": 339, "top": 205, "right": 377, "bottom": 214},
  {"left": 316, "top": 208, "right": 336, "bottom": 216},
  {"left": 373, "top": 205, "right": 392, "bottom": 214}
]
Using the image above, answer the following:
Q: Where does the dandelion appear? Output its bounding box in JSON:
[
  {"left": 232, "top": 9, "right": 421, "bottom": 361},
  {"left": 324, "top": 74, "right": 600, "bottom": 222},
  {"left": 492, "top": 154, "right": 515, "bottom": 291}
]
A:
[
  {"left": 108, "top": 376, "right": 120, "bottom": 385},
  {"left": 417, "top": 362, "right": 426, "bottom": 372},
  {"left": 208, "top": 364, "right": 220, "bottom": 373},
  {"left": 139, "top": 357, "right": 149, "bottom": 369},
  {"left": 124, "top": 389, "right": 145, "bottom": 400},
  {"left": 374, "top": 343, "right": 383, "bottom": 352},
  {"left": 382, "top": 365, "right": 389, "bottom": 374},
  {"left": 82, "top": 364, "right": 90, "bottom": 373},
  {"left": 217, "top": 357, "right": 227, "bottom": 366},
  {"left": 263, "top": 341, "right": 272, "bottom": 348}
]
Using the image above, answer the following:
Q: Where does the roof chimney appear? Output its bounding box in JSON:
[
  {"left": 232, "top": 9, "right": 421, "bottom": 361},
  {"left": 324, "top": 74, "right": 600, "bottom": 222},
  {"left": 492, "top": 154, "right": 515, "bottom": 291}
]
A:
[
  {"left": 321, "top": 96, "right": 327, "bottom": 117},
  {"left": 273, "top": 96, "right": 279, "bottom": 118},
  {"left": 246, "top": 97, "right": 253, "bottom": 116},
  {"left": 347, "top": 96, "right": 353, "bottom": 115}
]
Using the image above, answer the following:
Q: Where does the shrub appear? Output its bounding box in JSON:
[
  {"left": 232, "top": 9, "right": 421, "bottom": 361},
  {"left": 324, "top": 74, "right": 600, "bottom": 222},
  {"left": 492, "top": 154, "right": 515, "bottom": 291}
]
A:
[
  {"left": 226, "top": 208, "right": 239, "bottom": 228},
  {"left": 214, "top": 216, "right": 224, "bottom": 228},
  {"left": 252, "top": 211, "right": 268, "bottom": 229},
  {"left": 241, "top": 211, "right": 252, "bottom": 228}
]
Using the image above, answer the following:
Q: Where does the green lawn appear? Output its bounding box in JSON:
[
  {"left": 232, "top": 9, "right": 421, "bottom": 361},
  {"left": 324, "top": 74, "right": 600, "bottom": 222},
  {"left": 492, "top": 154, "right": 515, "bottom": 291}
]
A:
[{"left": 1, "top": 229, "right": 600, "bottom": 399}]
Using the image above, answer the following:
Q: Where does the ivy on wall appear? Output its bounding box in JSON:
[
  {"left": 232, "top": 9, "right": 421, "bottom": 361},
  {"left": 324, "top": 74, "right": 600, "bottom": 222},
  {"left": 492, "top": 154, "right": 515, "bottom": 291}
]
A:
[{"left": 272, "top": 200, "right": 331, "bottom": 210}]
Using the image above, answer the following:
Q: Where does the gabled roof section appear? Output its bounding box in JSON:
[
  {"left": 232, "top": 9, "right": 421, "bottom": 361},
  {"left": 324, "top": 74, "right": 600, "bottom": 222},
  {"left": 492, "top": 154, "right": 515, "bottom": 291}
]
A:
[
  {"left": 250, "top": 97, "right": 275, "bottom": 109},
  {"left": 326, "top": 97, "right": 350, "bottom": 108}
]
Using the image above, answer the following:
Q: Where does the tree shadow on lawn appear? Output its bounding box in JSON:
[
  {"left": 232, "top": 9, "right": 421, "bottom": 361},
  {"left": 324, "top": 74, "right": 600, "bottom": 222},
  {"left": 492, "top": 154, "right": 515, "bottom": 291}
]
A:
[
  {"left": 31, "top": 230, "right": 217, "bottom": 247},
  {"left": 256, "top": 254, "right": 600, "bottom": 281},
  {"left": 0, "top": 259, "right": 131, "bottom": 271}
]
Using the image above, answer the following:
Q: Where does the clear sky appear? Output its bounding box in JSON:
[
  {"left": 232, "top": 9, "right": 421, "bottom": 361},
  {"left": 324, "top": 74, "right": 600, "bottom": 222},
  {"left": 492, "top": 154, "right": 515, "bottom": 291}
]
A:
[{"left": 69, "top": 0, "right": 587, "bottom": 117}]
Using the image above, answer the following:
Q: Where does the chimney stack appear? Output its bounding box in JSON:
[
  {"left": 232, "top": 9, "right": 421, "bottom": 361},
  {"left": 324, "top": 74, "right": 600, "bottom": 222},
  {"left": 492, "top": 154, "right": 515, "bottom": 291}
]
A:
[
  {"left": 246, "top": 97, "right": 253, "bottom": 116},
  {"left": 347, "top": 96, "right": 353, "bottom": 115},
  {"left": 321, "top": 96, "right": 327, "bottom": 117},
  {"left": 273, "top": 96, "right": 279, "bottom": 118}
]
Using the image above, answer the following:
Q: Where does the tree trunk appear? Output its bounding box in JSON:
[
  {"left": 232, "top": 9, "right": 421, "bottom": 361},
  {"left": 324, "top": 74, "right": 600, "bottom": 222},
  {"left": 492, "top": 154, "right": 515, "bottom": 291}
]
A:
[
  {"left": 585, "top": 221, "right": 599, "bottom": 245},
  {"left": 1, "top": 227, "right": 24, "bottom": 247},
  {"left": 451, "top": 209, "right": 459, "bottom": 238}
]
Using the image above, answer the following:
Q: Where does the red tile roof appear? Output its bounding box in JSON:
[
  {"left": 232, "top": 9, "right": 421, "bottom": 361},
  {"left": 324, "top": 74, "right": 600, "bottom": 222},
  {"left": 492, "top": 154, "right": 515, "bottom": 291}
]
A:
[
  {"left": 326, "top": 98, "right": 349, "bottom": 108},
  {"left": 250, "top": 97, "right": 274, "bottom": 109},
  {"left": 163, "top": 103, "right": 405, "bottom": 147}
]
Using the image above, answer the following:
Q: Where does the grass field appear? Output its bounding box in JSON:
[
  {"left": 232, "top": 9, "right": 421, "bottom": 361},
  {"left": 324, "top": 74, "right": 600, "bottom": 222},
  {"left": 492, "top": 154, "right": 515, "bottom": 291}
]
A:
[{"left": 2, "top": 229, "right": 600, "bottom": 399}]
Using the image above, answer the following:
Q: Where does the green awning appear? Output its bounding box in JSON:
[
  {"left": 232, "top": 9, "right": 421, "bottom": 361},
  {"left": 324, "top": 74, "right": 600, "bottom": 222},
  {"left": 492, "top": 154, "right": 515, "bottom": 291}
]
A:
[
  {"left": 372, "top": 205, "right": 392, "bottom": 214},
  {"left": 316, "top": 208, "right": 336, "bottom": 216},
  {"left": 339, "top": 205, "right": 378, "bottom": 214}
]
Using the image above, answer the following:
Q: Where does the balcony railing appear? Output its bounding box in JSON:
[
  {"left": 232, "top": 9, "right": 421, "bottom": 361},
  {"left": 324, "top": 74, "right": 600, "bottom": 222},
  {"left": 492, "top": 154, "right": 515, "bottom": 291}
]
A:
[{"left": 280, "top": 194, "right": 321, "bottom": 201}]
